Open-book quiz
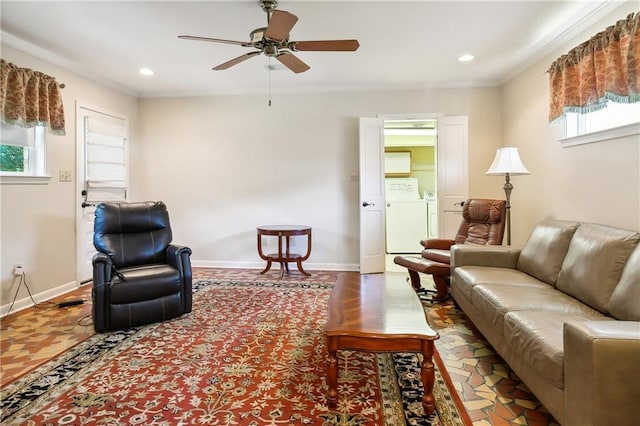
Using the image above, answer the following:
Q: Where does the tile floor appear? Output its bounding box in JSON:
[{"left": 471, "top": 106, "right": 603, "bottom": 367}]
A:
[{"left": 0, "top": 268, "right": 559, "bottom": 426}]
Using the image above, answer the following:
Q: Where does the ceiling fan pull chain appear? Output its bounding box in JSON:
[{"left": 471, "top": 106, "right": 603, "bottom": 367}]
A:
[{"left": 268, "top": 58, "right": 272, "bottom": 107}]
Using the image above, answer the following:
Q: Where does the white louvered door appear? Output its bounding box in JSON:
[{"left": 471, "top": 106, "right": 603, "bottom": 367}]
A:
[{"left": 75, "top": 104, "right": 129, "bottom": 284}]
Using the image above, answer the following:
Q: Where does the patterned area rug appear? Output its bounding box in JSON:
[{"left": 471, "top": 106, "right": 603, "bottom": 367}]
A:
[{"left": 1, "top": 279, "right": 469, "bottom": 425}]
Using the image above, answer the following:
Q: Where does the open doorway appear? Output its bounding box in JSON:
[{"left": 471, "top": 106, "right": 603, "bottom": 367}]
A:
[
  {"left": 358, "top": 115, "right": 467, "bottom": 275},
  {"left": 383, "top": 118, "right": 437, "bottom": 272}
]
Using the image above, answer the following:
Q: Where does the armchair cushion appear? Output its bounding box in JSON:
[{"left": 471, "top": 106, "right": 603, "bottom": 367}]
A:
[{"left": 108, "top": 265, "right": 181, "bottom": 304}]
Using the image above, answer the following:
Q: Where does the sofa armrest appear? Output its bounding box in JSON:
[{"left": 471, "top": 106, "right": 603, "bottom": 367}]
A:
[
  {"left": 450, "top": 245, "right": 522, "bottom": 269},
  {"left": 563, "top": 320, "right": 640, "bottom": 426}
]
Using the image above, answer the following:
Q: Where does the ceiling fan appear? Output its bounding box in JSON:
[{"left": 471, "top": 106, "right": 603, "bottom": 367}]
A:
[{"left": 178, "top": 0, "right": 360, "bottom": 74}]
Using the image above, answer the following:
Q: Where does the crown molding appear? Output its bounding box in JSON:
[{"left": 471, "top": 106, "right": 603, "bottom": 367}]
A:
[
  {"left": 1, "top": 31, "right": 138, "bottom": 97},
  {"left": 501, "top": 1, "right": 628, "bottom": 84}
]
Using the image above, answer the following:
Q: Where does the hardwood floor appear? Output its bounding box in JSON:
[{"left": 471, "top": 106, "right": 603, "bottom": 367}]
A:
[{"left": 0, "top": 268, "right": 559, "bottom": 426}]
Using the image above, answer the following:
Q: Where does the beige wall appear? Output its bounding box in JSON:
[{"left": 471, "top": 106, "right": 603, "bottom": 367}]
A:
[
  {"left": 0, "top": 45, "right": 138, "bottom": 312},
  {"left": 135, "top": 88, "right": 502, "bottom": 269},
  {"left": 502, "top": 2, "right": 640, "bottom": 244},
  {"left": 7, "top": 3, "right": 637, "bottom": 310}
]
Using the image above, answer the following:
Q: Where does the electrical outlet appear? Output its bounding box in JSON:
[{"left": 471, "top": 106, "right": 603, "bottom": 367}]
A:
[
  {"left": 13, "top": 264, "right": 24, "bottom": 276},
  {"left": 58, "top": 170, "right": 72, "bottom": 182}
]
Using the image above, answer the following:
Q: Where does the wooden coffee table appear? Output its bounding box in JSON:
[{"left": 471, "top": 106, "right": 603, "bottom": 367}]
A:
[{"left": 323, "top": 274, "right": 440, "bottom": 415}]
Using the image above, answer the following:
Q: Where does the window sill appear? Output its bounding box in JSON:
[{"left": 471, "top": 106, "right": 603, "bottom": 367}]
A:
[
  {"left": 560, "top": 122, "right": 640, "bottom": 148},
  {"left": 0, "top": 175, "right": 52, "bottom": 185}
]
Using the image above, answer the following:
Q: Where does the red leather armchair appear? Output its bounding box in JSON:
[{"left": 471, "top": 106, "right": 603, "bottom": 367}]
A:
[{"left": 395, "top": 198, "right": 506, "bottom": 301}]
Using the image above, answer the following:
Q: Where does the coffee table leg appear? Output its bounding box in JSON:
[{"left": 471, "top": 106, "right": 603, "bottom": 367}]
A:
[
  {"left": 326, "top": 337, "right": 339, "bottom": 409},
  {"left": 421, "top": 341, "right": 436, "bottom": 416}
]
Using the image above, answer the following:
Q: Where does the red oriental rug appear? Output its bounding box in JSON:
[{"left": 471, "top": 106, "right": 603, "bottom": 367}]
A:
[{"left": 1, "top": 279, "right": 470, "bottom": 425}]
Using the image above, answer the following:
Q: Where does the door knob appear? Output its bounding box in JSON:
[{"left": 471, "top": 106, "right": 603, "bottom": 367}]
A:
[{"left": 362, "top": 201, "right": 375, "bottom": 207}]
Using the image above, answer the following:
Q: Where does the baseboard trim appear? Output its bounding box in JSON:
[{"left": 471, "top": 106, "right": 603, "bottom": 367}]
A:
[
  {"left": 0, "top": 262, "right": 361, "bottom": 317},
  {"left": 192, "top": 260, "right": 360, "bottom": 272},
  {"left": 1, "top": 280, "right": 78, "bottom": 318}
]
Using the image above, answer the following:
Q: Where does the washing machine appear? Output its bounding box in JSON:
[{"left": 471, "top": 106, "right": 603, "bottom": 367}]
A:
[{"left": 385, "top": 178, "right": 428, "bottom": 253}]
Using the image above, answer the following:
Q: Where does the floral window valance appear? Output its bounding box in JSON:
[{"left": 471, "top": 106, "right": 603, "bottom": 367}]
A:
[
  {"left": 547, "top": 11, "right": 640, "bottom": 123},
  {"left": 0, "top": 59, "right": 66, "bottom": 135}
]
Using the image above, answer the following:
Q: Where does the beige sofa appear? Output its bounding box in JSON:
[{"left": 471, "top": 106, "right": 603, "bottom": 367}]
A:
[{"left": 450, "top": 219, "right": 640, "bottom": 426}]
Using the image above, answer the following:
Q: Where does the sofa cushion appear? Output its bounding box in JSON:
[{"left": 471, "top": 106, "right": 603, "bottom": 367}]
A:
[
  {"left": 556, "top": 224, "right": 640, "bottom": 314},
  {"left": 503, "top": 311, "right": 614, "bottom": 390},
  {"left": 609, "top": 245, "right": 640, "bottom": 320},
  {"left": 471, "top": 284, "right": 606, "bottom": 334},
  {"left": 454, "top": 266, "right": 549, "bottom": 302},
  {"left": 516, "top": 219, "right": 580, "bottom": 286}
]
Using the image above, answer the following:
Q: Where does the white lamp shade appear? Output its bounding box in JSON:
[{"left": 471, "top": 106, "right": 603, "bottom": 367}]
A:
[{"left": 486, "top": 147, "right": 530, "bottom": 176}]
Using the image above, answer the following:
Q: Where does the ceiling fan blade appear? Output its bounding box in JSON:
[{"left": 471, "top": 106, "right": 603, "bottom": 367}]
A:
[
  {"left": 178, "top": 35, "right": 251, "bottom": 47},
  {"left": 213, "top": 51, "right": 261, "bottom": 70},
  {"left": 290, "top": 40, "right": 360, "bottom": 51},
  {"left": 264, "top": 10, "right": 298, "bottom": 41},
  {"left": 276, "top": 52, "right": 310, "bottom": 74}
]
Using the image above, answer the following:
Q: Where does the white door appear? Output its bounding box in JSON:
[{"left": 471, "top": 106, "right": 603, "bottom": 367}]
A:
[
  {"left": 436, "top": 116, "right": 469, "bottom": 239},
  {"left": 75, "top": 104, "right": 129, "bottom": 284},
  {"left": 359, "top": 117, "right": 386, "bottom": 274}
]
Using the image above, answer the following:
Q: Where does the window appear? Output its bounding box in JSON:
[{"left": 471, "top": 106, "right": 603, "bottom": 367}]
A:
[
  {"left": 560, "top": 101, "right": 640, "bottom": 147},
  {"left": 0, "top": 124, "right": 48, "bottom": 183}
]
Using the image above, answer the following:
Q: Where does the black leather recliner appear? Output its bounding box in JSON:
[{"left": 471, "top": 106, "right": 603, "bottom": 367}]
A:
[{"left": 91, "top": 201, "right": 192, "bottom": 332}]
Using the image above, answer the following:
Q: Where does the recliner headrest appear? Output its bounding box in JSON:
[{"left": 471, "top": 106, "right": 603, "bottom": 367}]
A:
[
  {"left": 93, "top": 201, "right": 172, "bottom": 268},
  {"left": 463, "top": 199, "right": 506, "bottom": 224}
]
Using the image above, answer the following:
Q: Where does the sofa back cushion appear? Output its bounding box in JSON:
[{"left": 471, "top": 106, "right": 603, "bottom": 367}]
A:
[
  {"left": 556, "top": 223, "right": 640, "bottom": 314},
  {"left": 608, "top": 245, "right": 640, "bottom": 320},
  {"left": 517, "top": 219, "right": 580, "bottom": 285}
]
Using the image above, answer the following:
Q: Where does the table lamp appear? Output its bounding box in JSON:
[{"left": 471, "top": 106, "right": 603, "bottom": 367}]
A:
[{"left": 486, "top": 147, "right": 530, "bottom": 245}]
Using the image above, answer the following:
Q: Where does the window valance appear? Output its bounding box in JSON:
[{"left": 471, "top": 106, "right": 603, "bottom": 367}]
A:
[
  {"left": 547, "top": 12, "right": 640, "bottom": 123},
  {"left": 0, "top": 59, "right": 66, "bottom": 135}
]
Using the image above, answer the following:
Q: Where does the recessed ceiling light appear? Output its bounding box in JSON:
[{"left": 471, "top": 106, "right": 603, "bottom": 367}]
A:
[
  {"left": 458, "top": 54, "right": 475, "bottom": 62},
  {"left": 139, "top": 68, "right": 154, "bottom": 76}
]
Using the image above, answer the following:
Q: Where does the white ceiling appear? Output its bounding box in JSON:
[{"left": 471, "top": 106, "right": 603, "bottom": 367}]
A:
[{"left": 0, "top": 1, "right": 627, "bottom": 98}]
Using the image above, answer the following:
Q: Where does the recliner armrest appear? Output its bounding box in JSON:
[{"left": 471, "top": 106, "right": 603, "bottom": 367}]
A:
[
  {"left": 563, "top": 320, "right": 640, "bottom": 426},
  {"left": 91, "top": 252, "right": 114, "bottom": 333},
  {"left": 420, "top": 238, "right": 455, "bottom": 250},
  {"left": 92, "top": 252, "right": 113, "bottom": 286},
  {"left": 451, "top": 245, "right": 521, "bottom": 269},
  {"left": 166, "top": 244, "right": 193, "bottom": 313}
]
